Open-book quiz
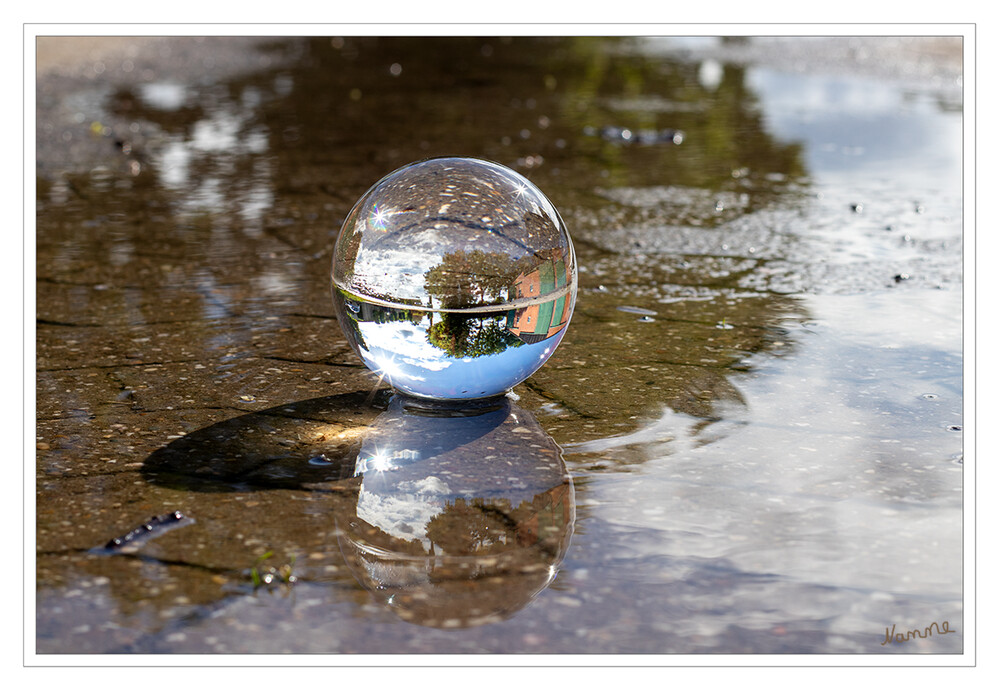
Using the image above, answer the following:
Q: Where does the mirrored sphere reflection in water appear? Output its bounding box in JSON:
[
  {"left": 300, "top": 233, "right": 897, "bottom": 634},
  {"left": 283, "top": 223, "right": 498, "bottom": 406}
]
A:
[
  {"left": 332, "top": 157, "right": 577, "bottom": 399},
  {"left": 334, "top": 395, "right": 575, "bottom": 628}
]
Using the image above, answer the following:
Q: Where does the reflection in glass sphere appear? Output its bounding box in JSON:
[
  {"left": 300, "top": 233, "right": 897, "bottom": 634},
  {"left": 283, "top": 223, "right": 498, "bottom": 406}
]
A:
[
  {"left": 334, "top": 395, "right": 575, "bottom": 628},
  {"left": 332, "top": 157, "right": 577, "bottom": 400}
]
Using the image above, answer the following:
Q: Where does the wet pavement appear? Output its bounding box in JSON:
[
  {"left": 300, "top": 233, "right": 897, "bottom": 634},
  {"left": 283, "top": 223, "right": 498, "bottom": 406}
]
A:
[{"left": 33, "top": 35, "right": 964, "bottom": 655}]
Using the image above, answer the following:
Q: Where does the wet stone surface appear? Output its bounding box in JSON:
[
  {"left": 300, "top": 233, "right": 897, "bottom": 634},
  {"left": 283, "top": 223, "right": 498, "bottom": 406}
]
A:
[{"left": 34, "top": 36, "right": 963, "bottom": 654}]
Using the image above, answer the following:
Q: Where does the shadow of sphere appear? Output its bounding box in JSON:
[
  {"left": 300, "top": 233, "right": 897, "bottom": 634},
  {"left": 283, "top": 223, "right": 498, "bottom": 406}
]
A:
[
  {"left": 141, "top": 390, "right": 393, "bottom": 492},
  {"left": 141, "top": 389, "right": 576, "bottom": 629}
]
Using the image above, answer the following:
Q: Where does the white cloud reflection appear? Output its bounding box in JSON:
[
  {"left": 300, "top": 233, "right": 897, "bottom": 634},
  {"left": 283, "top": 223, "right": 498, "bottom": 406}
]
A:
[
  {"left": 352, "top": 226, "right": 453, "bottom": 304},
  {"left": 356, "top": 476, "right": 452, "bottom": 548},
  {"left": 358, "top": 320, "right": 452, "bottom": 372}
]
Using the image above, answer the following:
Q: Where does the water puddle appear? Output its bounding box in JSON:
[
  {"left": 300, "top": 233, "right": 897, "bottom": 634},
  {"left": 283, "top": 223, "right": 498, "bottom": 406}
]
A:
[{"left": 34, "top": 35, "right": 964, "bottom": 655}]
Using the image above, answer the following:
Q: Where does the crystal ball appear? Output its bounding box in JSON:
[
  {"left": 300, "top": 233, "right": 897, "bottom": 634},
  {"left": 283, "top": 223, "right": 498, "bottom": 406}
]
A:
[{"left": 332, "top": 157, "right": 577, "bottom": 400}]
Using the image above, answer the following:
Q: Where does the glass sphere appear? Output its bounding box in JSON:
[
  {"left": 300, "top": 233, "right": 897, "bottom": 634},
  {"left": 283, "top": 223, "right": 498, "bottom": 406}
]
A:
[{"left": 332, "top": 157, "right": 577, "bottom": 400}]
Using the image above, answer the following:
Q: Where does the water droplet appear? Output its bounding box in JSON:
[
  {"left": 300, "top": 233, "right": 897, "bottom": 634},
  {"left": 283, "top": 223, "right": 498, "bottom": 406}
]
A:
[
  {"left": 308, "top": 454, "right": 333, "bottom": 466},
  {"left": 637, "top": 315, "right": 655, "bottom": 323},
  {"left": 332, "top": 157, "right": 577, "bottom": 400}
]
